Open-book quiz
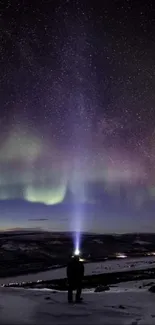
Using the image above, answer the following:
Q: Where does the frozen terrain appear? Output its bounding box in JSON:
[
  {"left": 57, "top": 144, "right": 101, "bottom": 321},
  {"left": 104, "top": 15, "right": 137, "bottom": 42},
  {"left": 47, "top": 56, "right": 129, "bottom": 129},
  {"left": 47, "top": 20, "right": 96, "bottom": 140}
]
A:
[
  {"left": 0, "top": 280, "right": 155, "bottom": 324},
  {"left": 1, "top": 255, "right": 155, "bottom": 285}
]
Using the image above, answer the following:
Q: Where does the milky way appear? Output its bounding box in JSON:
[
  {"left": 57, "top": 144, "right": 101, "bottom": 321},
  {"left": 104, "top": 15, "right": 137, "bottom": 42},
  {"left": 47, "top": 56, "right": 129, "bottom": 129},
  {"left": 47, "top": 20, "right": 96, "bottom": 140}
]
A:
[{"left": 0, "top": 0, "right": 155, "bottom": 232}]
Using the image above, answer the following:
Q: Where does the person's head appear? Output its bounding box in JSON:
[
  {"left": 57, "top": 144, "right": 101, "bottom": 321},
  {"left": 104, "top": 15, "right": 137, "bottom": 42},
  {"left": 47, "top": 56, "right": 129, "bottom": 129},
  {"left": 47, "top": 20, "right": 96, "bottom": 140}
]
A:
[{"left": 72, "top": 254, "right": 80, "bottom": 262}]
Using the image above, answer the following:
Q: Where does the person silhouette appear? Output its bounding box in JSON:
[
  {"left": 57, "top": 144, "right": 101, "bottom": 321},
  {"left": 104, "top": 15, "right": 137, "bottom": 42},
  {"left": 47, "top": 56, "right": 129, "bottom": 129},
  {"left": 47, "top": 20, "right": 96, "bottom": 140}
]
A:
[{"left": 67, "top": 254, "right": 84, "bottom": 303}]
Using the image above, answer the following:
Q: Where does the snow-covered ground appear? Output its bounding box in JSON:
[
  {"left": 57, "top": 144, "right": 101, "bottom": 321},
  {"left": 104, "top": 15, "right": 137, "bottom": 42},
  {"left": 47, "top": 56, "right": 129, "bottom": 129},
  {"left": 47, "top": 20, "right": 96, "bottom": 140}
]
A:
[
  {"left": 86, "top": 256, "right": 155, "bottom": 275},
  {"left": 1, "top": 256, "right": 155, "bottom": 285},
  {"left": 0, "top": 280, "right": 155, "bottom": 324}
]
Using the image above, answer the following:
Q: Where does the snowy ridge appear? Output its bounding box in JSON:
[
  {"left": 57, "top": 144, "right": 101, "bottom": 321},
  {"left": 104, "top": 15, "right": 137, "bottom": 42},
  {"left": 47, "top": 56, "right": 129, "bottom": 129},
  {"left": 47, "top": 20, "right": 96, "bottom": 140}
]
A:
[{"left": 0, "top": 280, "right": 155, "bottom": 324}]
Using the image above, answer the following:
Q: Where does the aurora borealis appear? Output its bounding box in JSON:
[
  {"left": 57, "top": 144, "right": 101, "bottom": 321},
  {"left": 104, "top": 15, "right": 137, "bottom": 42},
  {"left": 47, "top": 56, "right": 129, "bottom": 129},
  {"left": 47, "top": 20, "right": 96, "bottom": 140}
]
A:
[{"left": 1, "top": 0, "right": 155, "bottom": 232}]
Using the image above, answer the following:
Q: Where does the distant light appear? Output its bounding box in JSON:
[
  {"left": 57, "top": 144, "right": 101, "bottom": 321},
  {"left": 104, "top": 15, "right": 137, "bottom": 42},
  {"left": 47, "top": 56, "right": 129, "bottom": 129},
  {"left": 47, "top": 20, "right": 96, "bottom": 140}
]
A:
[
  {"left": 116, "top": 253, "right": 127, "bottom": 259},
  {"left": 147, "top": 252, "right": 155, "bottom": 256},
  {"left": 74, "top": 248, "right": 80, "bottom": 256}
]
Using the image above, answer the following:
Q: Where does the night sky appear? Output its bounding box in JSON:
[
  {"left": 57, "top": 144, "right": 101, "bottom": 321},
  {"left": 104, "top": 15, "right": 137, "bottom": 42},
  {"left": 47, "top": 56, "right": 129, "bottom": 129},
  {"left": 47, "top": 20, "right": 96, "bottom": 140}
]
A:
[{"left": 0, "top": 0, "right": 155, "bottom": 233}]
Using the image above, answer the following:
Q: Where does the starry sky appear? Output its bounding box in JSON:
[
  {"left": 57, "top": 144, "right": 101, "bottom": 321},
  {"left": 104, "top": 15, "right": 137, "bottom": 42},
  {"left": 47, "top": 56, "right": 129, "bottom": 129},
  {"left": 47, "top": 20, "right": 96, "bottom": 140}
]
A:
[{"left": 0, "top": 0, "right": 155, "bottom": 233}]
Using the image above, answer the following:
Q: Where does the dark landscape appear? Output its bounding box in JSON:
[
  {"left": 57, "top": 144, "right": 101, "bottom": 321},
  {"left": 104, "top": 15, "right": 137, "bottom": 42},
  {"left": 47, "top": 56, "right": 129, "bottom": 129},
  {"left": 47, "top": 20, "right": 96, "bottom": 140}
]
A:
[{"left": 1, "top": 230, "right": 155, "bottom": 283}]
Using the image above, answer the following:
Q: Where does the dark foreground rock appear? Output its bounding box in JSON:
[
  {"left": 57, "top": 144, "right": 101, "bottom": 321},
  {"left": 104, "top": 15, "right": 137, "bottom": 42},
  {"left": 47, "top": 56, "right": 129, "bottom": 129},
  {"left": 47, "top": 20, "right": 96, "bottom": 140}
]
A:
[
  {"left": 119, "top": 305, "right": 125, "bottom": 309},
  {"left": 149, "top": 285, "right": 155, "bottom": 293}
]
